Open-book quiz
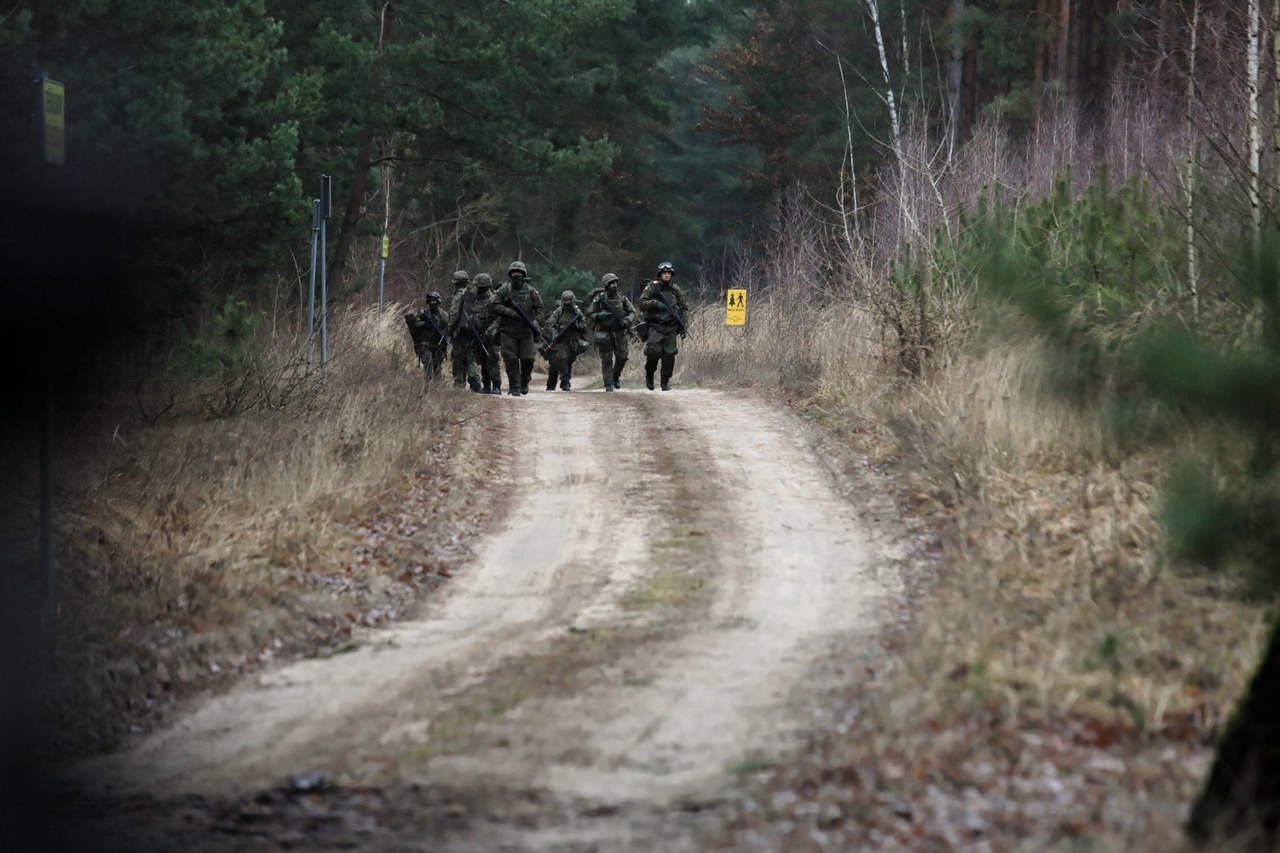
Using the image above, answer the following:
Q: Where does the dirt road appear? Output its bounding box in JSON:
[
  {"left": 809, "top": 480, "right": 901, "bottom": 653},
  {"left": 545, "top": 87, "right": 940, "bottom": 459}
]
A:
[{"left": 78, "top": 385, "right": 904, "bottom": 849}]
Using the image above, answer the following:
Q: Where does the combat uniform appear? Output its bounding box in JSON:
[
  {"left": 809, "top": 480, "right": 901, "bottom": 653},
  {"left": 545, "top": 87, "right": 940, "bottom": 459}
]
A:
[
  {"left": 544, "top": 291, "right": 588, "bottom": 391},
  {"left": 403, "top": 293, "right": 449, "bottom": 385},
  {"left": 589, "top": 273, "right": 636, "bottom": 392},
  {"left": 445, "top": 270, "right": 475, "bottom": 388},
  {"left": 492, "top": 261, "right": 545, "bottom": 396},
  {"left": 470, "top": 273, "right": 503, "bottom": 395},
  {"left": 450, "top": 282, "right": 489, "bottom": 394},
  {"left": 638, "top": 262, "right": 688, "bottom": 391}
]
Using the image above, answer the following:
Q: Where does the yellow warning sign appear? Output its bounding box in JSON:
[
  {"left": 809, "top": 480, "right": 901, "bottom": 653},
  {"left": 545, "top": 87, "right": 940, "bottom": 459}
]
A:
[
  {"left": 381, "top": 234, "right": 390, "bottom": 258},
  {"left": 42, "top": 78, "right": 65, "bottom": 165},
  {"left": 726, "top": 288, "right": 747, "bottom": 326}
]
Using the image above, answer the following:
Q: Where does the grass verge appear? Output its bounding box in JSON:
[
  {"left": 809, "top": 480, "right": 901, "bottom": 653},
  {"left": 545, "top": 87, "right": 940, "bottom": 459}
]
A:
[
  {"left": 684, "top": 298, "right": 1266, "bottom": 849},
  {"left": 4, "top": 305, "right": 498, "bottom": 760}
]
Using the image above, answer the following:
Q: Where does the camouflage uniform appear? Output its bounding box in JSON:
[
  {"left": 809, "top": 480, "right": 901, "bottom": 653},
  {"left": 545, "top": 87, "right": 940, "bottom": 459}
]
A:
[
  {"left": 445, "top": 270, "right": 475, "bottom": 388},
  {"left": 449, "top": 276, "right": 491, "bottom": 394},
  {"left": 403, "top": 292, "right": 449, "bottom": 386},
  {"left": 544, "top": 291, "right": 588, "bottom": 391},
  {"left": 638, "top": 261, "right": 688, "bottom": 391},
  {"left": 589, "top": 273, "right": 636, "bottom": 392},
  {"left": 470, "top": 273, "right": 503, "bottom": 395},
  {"left": 492, "top": 261, "right": 545, "bottom": 396}
]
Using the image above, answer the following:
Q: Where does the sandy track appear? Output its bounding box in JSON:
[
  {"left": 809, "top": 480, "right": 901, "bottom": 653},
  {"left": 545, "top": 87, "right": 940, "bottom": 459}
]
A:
[{"left": 76, "top": 385, "right": 901, "bottom": 847}]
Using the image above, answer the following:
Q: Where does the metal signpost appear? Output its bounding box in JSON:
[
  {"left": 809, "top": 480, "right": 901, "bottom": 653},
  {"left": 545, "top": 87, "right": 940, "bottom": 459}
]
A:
[
  {"left": 38, "top": 75, "right": 66, "bottom": 608},
  {"left": 319, "top": 174, "right": 331, "bottom": 375},
  {"left": 305, "top": 198, "right": 320, "bottom": 375},
  {"left": 378, "top": 234, "right": 388, "bottom": 316}
]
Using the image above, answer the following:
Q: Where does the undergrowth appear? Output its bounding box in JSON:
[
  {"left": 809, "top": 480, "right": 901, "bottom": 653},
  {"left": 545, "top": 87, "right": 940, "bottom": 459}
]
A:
[{"left": 10, "top": 304, "right": 488, "bottom": 758}]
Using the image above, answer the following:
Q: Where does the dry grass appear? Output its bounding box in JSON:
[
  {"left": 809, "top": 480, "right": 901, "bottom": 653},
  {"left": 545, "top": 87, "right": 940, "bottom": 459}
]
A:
[
  {"left": 16, "top": 304, "right": 493, "bottom": 758},
  {"left": 690, "top": 282, "right": 1267, "bottom": 846}
]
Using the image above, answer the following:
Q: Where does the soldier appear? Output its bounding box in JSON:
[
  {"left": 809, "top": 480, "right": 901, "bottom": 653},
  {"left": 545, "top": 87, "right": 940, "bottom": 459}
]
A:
[
  {"left": 449, "top": 273, "right": 490, "bottom": 393},
  {"left": 471, "top": 273, "right": 503, "bottom": 395},
  {"left": 543, "top": 290, "right": 588, "bottom": 391},
  {"left": 638, "top": 261, "right": 689, "bottom": 391},
  {"left": 403, "top": 291, "right": 449, "bottom": 386},
  {"left": 492, "top": 260, "right": 545, "bottom": 396},
  {"left": 445, "top": 269, "right": 473, "bottom": 388},
  {"left": 588, "top": 273, "right": 636, "bottom": 392}
]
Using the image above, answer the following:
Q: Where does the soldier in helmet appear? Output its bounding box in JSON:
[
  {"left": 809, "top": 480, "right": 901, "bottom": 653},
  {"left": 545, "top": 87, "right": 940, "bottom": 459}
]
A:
[
  {"left": 448, "top": 271, "right": 489, "bottom": 393},
  {"left": 543, "top": 290, "right": 588, "bottom": 391},
  {"left": 492, "top": 260, "right": 545, "bottom": 396},
  {"left": 638, "top": 261, "right": 689, "bottom": 391},
  {"left": 589, "top": 273, "right": 636, "bottom": 392},
  {"left": 403, "top": 291, "right": 449, "bottom": 386},
  {"left": 445, "top": 269, "right": 473, "bottom": 388},
  {"left": 471, "top": 273, "right": 503, "bottom": 395}
]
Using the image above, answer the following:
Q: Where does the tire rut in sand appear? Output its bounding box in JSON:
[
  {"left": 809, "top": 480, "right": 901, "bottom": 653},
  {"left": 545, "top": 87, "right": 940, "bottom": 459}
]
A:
[{"left": 74, "top": 387, "right": 901, "bottom": 853}]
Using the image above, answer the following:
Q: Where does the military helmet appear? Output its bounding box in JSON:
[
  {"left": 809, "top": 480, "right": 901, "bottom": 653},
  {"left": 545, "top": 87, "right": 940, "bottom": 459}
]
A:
[
  {"left": 508, "top": 260, "right": 527, "bottom": 276},
  {"left": 657, "top": 261, "right": 675, "bottom": 274},
  {"left": 560, "top": 290, "right": 575, "bottom": 304},
  {"left": 452, "top": 269, "right": 470, "bottom": 284},
  {"left": 601, "top": 273, "right": 620, "bottom": 287},
  {"left": 426, "top": 291, "right": 442, "bottom": 303},
  {"left": 474, "top": 273, "right": 492, "bottom": 288}
]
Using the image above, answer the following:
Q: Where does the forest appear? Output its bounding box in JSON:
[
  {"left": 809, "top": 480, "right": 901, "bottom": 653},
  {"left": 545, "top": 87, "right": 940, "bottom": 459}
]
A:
[{"left": 3, "top": 0, "right": 1280, "bottom": 848}]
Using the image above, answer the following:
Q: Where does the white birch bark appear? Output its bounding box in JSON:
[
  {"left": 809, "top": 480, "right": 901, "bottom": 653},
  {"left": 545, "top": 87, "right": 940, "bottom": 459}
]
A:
[
  {"left": 1185, "top": 0, "right": 1200, "bottom": 320},
  {"left": 834, "top": 51, "right": 862, "bottom": 249},
  {"left": 1249, "top": 0, "right": 1262, "bottom": 241},
  {"left": 864, "top": 0, "right": 902, "bottom": 154}
]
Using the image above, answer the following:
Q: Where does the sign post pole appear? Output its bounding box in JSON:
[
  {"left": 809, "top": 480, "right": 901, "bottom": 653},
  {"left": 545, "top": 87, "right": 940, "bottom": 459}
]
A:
[{"left": 378, "top": 235, "right": 389, "bottom": 316}]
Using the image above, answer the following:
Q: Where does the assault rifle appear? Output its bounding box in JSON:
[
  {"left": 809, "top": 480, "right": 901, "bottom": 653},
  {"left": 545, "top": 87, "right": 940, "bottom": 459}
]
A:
[
  {"left": 418, "top": 310, "right": 448, "bottom": 348},
  {"left": 648, "top": 282, "right": 689, "bottom": 338},
  {"left": 405, "top": 309, "right": 447, "bottom": 350},
  {"left": 539, "top": 308, "right": 586, "bottom": 358},
  {"left": 504, "top": 291, "right": 552, "bottom": 349},
  {"left": 593, "top": 293, "right": 640, "bottom": 343},
  {"left": 461, "top": 307, "right": 490, "bottom": 359}
]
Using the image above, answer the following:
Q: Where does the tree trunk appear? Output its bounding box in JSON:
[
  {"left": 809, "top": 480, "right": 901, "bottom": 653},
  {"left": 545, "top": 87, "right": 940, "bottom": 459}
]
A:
[
  {"left": 331, "top": 1, "right": 396, "bottom": 293},
  {"left": 1057, "top": 0, "right": 1072, "bottom": 96},
  {"left": 1249, "top": 0, "right": 1262, "bottom": 242},
  {"left": 947, "top": 0, "right": 965, "bottom": 157},
  {"left": 1034, "top": 0, "right": 1047, "bottom": 88},
  {"left": 1188, "top": 619, "right": 1280, "bottom": 847},
  {"left": 1184, "top": 0, "right": 1199, "bottom": 320}
]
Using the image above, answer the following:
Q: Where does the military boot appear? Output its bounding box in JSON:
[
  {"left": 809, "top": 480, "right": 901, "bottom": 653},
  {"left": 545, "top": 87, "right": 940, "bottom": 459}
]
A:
[
  {"left": 520, "top": 358, "right": 534, "bottom": 395},
  {"left": 644, "top": 355, "right": 659, "bottom": 391},
  {"left": 545, "top": 368, "right": 558, "bottom": 391},
  {"left": 469, "top": 376, "right": 483, "bottom": 393},
  {"left": 560, "top": 364, "right": 572, "bottom": 391},
  {"left": 506, "top": 363, "right": 522, "bottom": 395},
  {"left": 660, "top": 354, "right": 675, "bottom": 391}
]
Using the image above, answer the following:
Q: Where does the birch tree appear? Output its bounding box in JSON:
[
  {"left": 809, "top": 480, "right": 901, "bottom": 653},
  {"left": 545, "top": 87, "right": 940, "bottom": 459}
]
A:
[
  {"left": 1248, "top": 0, "right": 1262, "bottom": 243},
  {"left": 1184, "top": 0, "right": 1200, "bottom": 319}
]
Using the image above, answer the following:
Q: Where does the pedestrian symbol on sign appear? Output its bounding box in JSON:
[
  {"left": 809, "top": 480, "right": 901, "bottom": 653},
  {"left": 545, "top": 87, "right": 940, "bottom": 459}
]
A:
[{"left": 726, "top": 289, "right": 747, "bottom": 326}]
